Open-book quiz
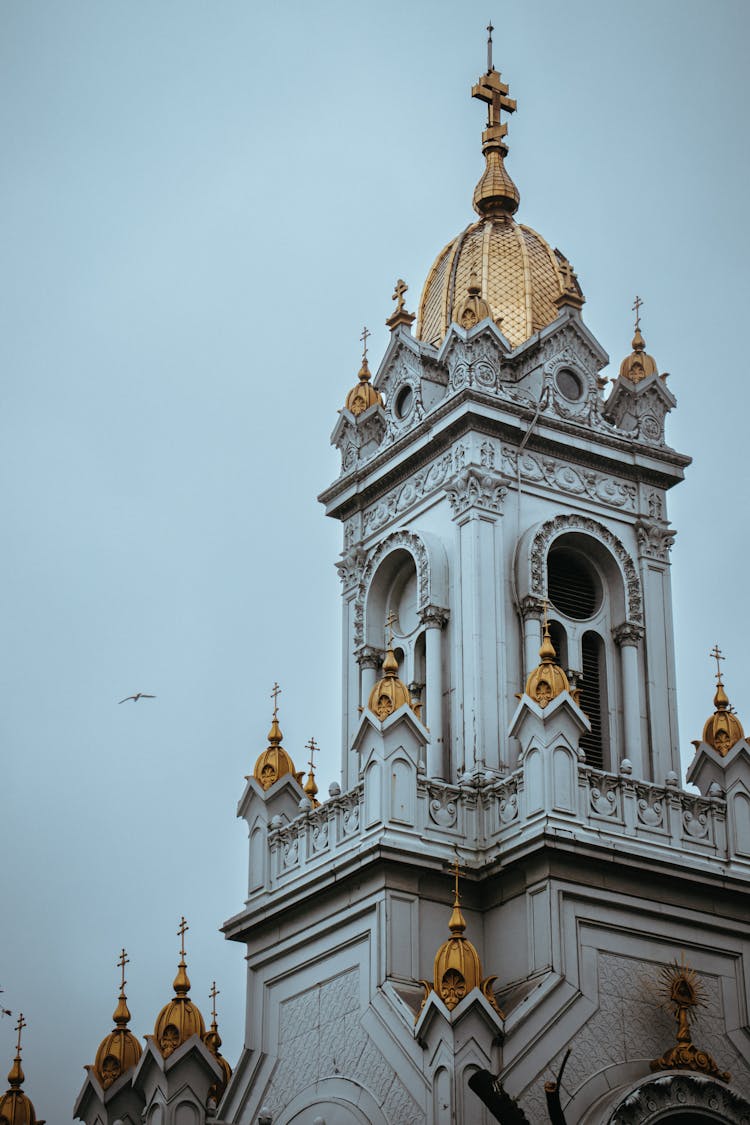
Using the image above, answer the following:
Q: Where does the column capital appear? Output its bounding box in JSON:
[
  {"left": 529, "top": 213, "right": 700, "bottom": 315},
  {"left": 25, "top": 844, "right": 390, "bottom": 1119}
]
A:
[
  {"left": 419, "top": 604, "right": 449, "bottom": 629},
  {"left": 520, "top": 595, "right": 546, "bottom": 621},
  {"left": 356, "top": 645, "right": 384, "bottom": 670},
  {"left": 612, "top": 621, "right": 644, "bottom": 648},
  {"left": 446, "top": 466, "right": 508, "bottom": 520}
]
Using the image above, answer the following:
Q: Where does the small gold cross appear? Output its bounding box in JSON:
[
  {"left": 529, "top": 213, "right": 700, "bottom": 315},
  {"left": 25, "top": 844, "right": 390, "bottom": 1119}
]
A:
[
  {"left": 209, "top": 981, "right": 219, "bottom": 1023},
  {"left": 392, "top": 279, "right": 408, "bottom": 314},
  {"left": 632, "top": 294, "right": 643, "bottom": 331},
  {"left": 385, "top": 610, "right": 398, "bottom": 648},
  {"left": 360, "top": 325, "right": 371, "bottom": 361},
  {"left": 177, "top": 916, "right": 189, "bottom": 959},
  {"left": 305, "top": 736, "right": 319, "bottom": 776},
  {"left": 117, "top": 948, "right": 129, "bottom": 991},
  {"left": 270, "top": 682, "right": 281, "bottom": 720},
  {"left": 15, "top": 1013, "right": 26, "bottom": 1053},
  {"left": 710, "top": 644, "right": 725, "bottom": 683}
]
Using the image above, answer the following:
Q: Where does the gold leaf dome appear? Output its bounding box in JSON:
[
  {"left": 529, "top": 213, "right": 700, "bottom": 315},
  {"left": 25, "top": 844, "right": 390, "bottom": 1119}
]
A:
[
  {"left": 702, "top": 658, "right": 744, "bottom": 756},
  {"left": 367, "top": 646, "right": 415, "bottom": 721},
  {"left": 92, "top": 953, "right": 142, "bottom": 1089},
  {"left": 416, "top": 59, "right": 582, "bottom": 350},
  {"left": 251, "top": 696, "right": 303, "bottom": 791},
  {"left": 153, "top": 921, "right": 206, "bottom": 1059},
  {"left": 0, "top": 1017, "right": 44, "bottom": 1125},
  {"left": 524, "top": 622, "right": 571, "bottom": 709},
  {"left": 619, "top": 326, "right": 658, "bottom": 384},
  {"left": 344, "top": 356, "right": 382, "bottom": 417}
]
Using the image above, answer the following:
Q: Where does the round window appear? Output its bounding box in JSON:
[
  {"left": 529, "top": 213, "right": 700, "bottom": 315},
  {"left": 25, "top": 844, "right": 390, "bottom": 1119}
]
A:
[
  {"left": 394, "top": 384, "right": 414, "bottom": 419},
  {"left": 555, "top": 367, "right": 584, "bottom": 402}
]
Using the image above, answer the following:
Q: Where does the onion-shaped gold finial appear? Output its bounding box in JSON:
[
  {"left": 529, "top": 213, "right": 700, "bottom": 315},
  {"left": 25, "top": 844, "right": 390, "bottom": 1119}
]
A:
[
  {"left": 204, "top": 982, "right": 232, "bottom": 1104},
  {"left": 92, "top": 949, "right": 142, "bottom": 1090},
  {"left": 420, "top": 859, "right": 501, "bottom": 1018},
  {"left": 470, "top": 29, "right": 519, "bottom": 219},
  {"left": 702, "top": 645, "right": 744, "bottom": 756},
  {"left": 367, "top": 613, "right": 417, "bottom": 721},
  {"left": 251, "top": 683, "right": 304, "bottom": 790},
  {"left": 619, "top": 296, "right": 658, "bottom": 383},
  {"left": 0, "top": 1014, "right": 44, "bottom": 1125},
  {"left": 153, "top": 918, "right": 206, "bottom": 1059},
  {"left": 524, "top": 606, "right": 572, "bottom": 709},
  {"left": 344, "top": 326, "right": 383, "bottom": 417}
]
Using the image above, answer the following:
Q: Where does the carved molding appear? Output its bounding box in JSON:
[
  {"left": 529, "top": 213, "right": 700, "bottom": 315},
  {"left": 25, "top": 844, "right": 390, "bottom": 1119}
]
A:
[
  {"left": 608, "top": 1074, "right": 750, "bottom": 1124},
  {"left": 446, "top": 466, "right": 508, "bottom": 518},
  {"left": 635, "top": 518, "right": 676, "bottom": 562},
  {"left": 502, "top": 446, "right": 637, "bottom": 512},
  {"left": 528, "top": 514, "right": 643, "bottom": 625},
  {"left": 355, "top": 530, "right": 432, "bottom": 647},
  {"left": 362, "top": 452, "right": 454, "bottom": 536}
]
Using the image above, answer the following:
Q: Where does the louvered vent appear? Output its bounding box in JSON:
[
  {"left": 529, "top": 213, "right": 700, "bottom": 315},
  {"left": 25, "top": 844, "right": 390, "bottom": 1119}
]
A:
[
  {"left": 547, "top": 549, "right": 599, "bottom": 621},
  {"left": 580, "top": 633, "right": 604, "bottom": 769}
]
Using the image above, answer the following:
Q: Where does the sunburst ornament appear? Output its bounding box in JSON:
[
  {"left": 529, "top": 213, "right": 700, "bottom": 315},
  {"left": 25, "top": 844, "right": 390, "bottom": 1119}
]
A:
[{"left": 650, "top": 955, "right": 729, "bottom": 1082}]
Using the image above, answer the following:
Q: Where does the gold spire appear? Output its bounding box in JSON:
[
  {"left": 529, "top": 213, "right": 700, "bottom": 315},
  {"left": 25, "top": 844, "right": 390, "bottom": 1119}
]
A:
[
  {"left": 251, "top": 683, "right": 304, "bottom": 790},
  {"left": 386, "top": 279, "right": 416, "bottom": 331},
  {"left": 92, "top": 949, "right": 142, "bottom": 1089},
  {"left": 204, "top": 981, "right": 232, "bottom": 1104},
  {"left": 153, "top": 917, "right": 206, "bottom": 1058},
  {"left": 523, "top": 604, "right": 573, "bottom": 708},
  {"left": 0, "top": 1014, "right": 44, "bottom": 1125},
  {"left": 619, "top": 295, "right": 658, "bottom": 383},
  {"left": 367, "top": 613, "right": 417, "bottom": 721},
  {"left": 303, "top": 736, "right": 321, "bottom": 809},
  {"left": 471, "top": 26, "right": 519, "bottom": 219},
  {"left": 343, "top": 325, "right": 383, "bottom": 417},
  {"left": 651, "top": 955, "right": 729, "bottom": 1081},
  {"left": 419, "top": 860, "right": 501, "bottom": 1017},
  {"left": 702, "top": 645, "right": 744, "bottom": 756}
]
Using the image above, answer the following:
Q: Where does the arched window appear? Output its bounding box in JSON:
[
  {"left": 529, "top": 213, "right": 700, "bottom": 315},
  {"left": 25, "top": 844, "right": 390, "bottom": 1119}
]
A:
[{"left": 580, "top": 631, "right": 608, "bottom": 769}]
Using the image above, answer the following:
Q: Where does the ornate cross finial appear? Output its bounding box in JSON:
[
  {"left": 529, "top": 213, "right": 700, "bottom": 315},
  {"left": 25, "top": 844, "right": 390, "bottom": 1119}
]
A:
[
  {"left": 452, "top": 855, "right": 463, "bottom": 904},
  {"left": 117, "top": 948, "right": 129, "bottom": 992},
  {"left": 710, "top": 644, "right": 725, "bottom": 683},
  {"left": 360, "top": 325, "right": 371, "bottom": 362},
  {"left": 305, "top": 736, "right": 319, "bottom": 776},
  {"left": 632, "top": 294, "right": 643, "bottom": 331},
  {"left": 15, "top": 1013, "right": 26, "bottom": 1054},
  {"left": 385, "top": 610, "right": 398, "bottom": 648},
  {"left": 392, "top": 279, "right": 408, "bottom": 314},
  {"left": 177, "top": 916, "right": 189, "bottom": 960},
  {"left": 209, "top": 981, "right": 219, "bottom": 1024},
  {"left": 486, "top": 21, "right": 494, "bottom": 72},
  {"left": 270, "top": 682, "right": 281, "bottom": 720}
]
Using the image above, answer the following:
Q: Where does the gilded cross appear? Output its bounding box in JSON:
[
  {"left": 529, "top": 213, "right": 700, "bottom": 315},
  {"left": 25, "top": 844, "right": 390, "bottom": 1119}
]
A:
[
  {"left": 305, "top": 736, "right": 319, "bottom": 776},
  {"left": 360, "top": 325, "right": 371, "bottom": 361},
  {"left": 385, "top": 610, "right": 398, "bottom": 647},
  {"left": 209, "top": 981, "right": 219, "bottom": 1023},
  {"left": 486, "top": 21, "right": 494, "bottom": 72},
  {"left": 392, "top": 279, "right": 408, "bottom": 313},
  {"left": 472, "top": 61, "right": 516, "bottom": 130},
  {"left": 451, "top": 855, "right": 465, "bottom": 903},
  {"left": 15, "top": 1012, "right": 26, "bottom": 1053},
  {"left": 117, "top": 948, "right": 129, "bottom": 991},
  {"left": 710, "top": 644, "right": 725, "bottom": 682},
  {"left": 560, "top": 258, "right": 576, "bottom": 292},
  {"left": 177, "top": 916, "right": 189, "bottom": 959},
  {"left": 632, "top": 294, "right": 643, "bottom": 331},
  {"left": 270, "top": 682, "right": 281, "bottom": 720}
]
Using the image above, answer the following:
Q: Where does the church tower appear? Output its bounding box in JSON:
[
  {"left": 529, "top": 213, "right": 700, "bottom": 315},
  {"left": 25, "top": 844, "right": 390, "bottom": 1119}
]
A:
[{"left": 217, "top": 38, "right": 750, "bottom": 1125}]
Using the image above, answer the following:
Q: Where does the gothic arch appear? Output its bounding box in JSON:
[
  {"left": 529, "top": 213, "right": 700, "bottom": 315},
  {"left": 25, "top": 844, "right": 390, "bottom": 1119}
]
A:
[
  {"left": 519, "top": 514, "right": 643, "bottom": 625},
  {"left": 354, "top": 528, "right": 448, "bottom": 647}
]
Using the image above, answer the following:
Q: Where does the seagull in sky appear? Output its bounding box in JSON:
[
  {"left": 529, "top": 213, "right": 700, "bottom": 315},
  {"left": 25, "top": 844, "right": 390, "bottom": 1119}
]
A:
[{"left": 118, "top": 693, "right": 156, "bottom": 704}]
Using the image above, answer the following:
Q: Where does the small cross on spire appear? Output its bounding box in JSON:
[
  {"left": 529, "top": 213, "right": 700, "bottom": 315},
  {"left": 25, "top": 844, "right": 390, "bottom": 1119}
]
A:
[
  {"left": 360, "top": 325, "right": 371, "bottom": 362},
  {"left": 385, "top": 609, "right": 398, "bottom": 648},
  {"left": 209, "top": 981, "right": 219, "bottom": 1024},
  {"left": 270, "top": 682, "right": 281, "bottom": 720},
  {"left": 710, "top": 644, "right": 725, "bottom": 684},
  {"left": 305, "top": 736, "right": 319, "bottom": 776},
  {"left": 486, "top": 21, "right": 494, "bottom": 72},
  {"left": 177, "top": 916, "right": 189, "bottom": 960},
  {"left": 117, "top": 948, "right": 129, "bottom": 992},
  {"left": 632, "top": 294, "right": 643, "bottom": 332},
  {"left": 392, "top": 279, "right": 408, "bottom": 314},
  {"left": 15, "top": 1013, "right": 26, "bottom": 1054},
  {"left": 452, "top": 855, "right": 463, "bottom": 904}
]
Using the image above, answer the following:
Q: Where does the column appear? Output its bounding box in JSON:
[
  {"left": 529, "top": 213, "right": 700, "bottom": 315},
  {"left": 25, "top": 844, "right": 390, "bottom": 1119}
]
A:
[
  {"left": 520, "top": 596, "right": 545, "bottom": 681},
  {"left": 357, "top": 647, "right": 383, "bottom": 714},
  {"left": 614, "top": 623, "right": 644, "bottom": 778},
  {"left": 420, "top": 605, "right": 449, "bottom": 780}
]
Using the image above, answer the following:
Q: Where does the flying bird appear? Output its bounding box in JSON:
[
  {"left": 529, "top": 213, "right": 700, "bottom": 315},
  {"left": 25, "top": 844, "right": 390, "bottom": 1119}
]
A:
[{"left": 118, "top": 693, "right": 156, "bottom": 704}]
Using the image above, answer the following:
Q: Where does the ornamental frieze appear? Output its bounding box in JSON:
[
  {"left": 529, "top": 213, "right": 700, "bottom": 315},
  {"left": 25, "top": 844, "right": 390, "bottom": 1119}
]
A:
[
  {"left": 501, "top": 446, "right": 637, "bottom": 511},
  {"left": 361, "top": 452, "right": 454, "bottom": 536}
]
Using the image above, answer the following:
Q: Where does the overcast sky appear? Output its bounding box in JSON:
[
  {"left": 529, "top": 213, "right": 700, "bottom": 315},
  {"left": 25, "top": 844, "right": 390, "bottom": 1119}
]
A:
[{"left": 1, "top": 0, "right": 748, "bottom": 1115}]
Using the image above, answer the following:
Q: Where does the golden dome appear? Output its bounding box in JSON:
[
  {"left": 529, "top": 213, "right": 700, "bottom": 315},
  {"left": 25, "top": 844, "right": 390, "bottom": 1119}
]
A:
[
  {"left": 344, "top": 356, "right": 382, "bottom": 417},
  {"left": 153, "top": 919, "right": 206, "bottom": 1059},
  {"left": 524, "top": 621, "right": 572, "bottom": 709},
  {"left": 203, "top": 984, "right": 232, "bottom": 1105},
  {"left": 367, "top": 646, "right": 415, "bottom": 721},
  {"left": 619, "top": 327, "right": 658, "bottom": 384},
  {"left": 702, "top": 651, "right": 744, "bottom": 756},
  {"left": 251, "top": 688, "right": 304, "bottom": 791},
  {"left": 425, "top": 863, "right": 500, "bottom": 1015},
  {"left": 416, "top": 60, "right": 582, "bottom": 350},
  {"left": 0, "top": 1016, "right": 44, "bottom": 1125},
  {"left": 92, "top": 951, "right": 142, "bottom": 1089}
]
